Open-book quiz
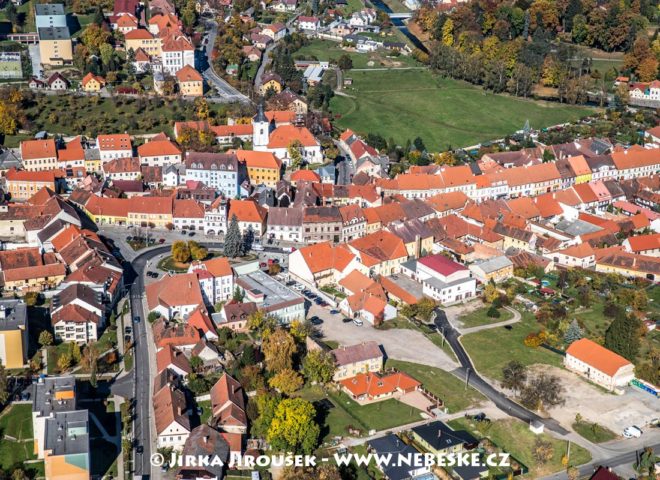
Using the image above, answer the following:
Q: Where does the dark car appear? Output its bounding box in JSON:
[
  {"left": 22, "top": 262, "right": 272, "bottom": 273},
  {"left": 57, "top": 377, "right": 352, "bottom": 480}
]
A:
[
  {"left": 310, "top": 317, "right": 323, "bottom": 326},
  {"left": 133, "top": 316, "right": 140, "bottom": 323},
  {"left": 136, "top": 445, "right": 144, "bottom": 454},
  {"left": 342, "top": 317, "right": 352, "bottom": 323},
  {"left": 188, "top": 231, "right": 196, "bottom": 237},
  {"left": 330, "top": 309, "right": 339, "bottom": 315},
  {"left": 159, "top": 238, "right": 166, "bottom": 244},
  {"left": 126, "top": 236, "right": 133, "bottom": 242},
  {"left": 314, "top": 298, "right": 324, "bottom": 305},
  {"left": 124, "top": 326, "right": 132, "bottom": 334},
  {"left": 504, "top": 325, "right": 513, "bottom": 330}
]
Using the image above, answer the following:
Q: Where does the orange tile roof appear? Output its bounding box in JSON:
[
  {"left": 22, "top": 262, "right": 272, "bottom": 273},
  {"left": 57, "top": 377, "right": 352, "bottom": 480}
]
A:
[
  {"left": 296, "top": 242, "right": 355, "bottom": 273},
  {"left": 394, "top": 173, "right": 445, "bottom": 191},
  {"left": 5, "top": 168, "right": 60, "bottom": 183},
  {"left": 626, "top": 233, "right": 660, "bottom": 252},
  {"left": 51, "top": 224, "right": 83, "bottom": 251},
  {"left": 27, "top": 186, "right": 55, "bottom": 205},
  {"left": 153, "top": 383, "right": 190, "bottom": 434},
  {"left": 175, "top": 65, "right": 203, "bottom": 82},
  {"left": 572, "top": 183, "right": 599, "bottom": 204},
  {"left": 490, "top": 162, "right": 561, "bottom": 187},
  {"left": 20, "top": 139, "right": 57, "bottom": 160},
  {"left": 124, "top": 28, "right": 154, "bottom": 39},
  {"left": 338, "top": 269, "right": 374, "bottom": 295},
  {"left": 162, "top": 33, "right": 194, "bottom": 51},
  {"left": 84, "top": 195, "right": 130, "bottom": 217},
  {"left": 339, "top": 371, "right": 420, "bottom": 398},
  {"left": 290, "top": 169, "right": 320, "bottom": 183},
  {"left": 129, "top": 196, "right": 173, "bottom": 215},
  {"left": 82, "top": 72, "right": 106, "bottom": 86},
  {"left": 156, "top": 344, "right": 191, "bottom": 374},
  {"left": 566, "top": 338, "right": 632, "bottom": 377},
  {"left": 567, "top": 155, "right": 591, "bottom": 176},
  {"left": 425, "top": 191, "right": 469, "bottom": 213},
  {"left": 349, "top": 230, "right": 407, "bottom": 266},
  {"left": 187, "top": 307, "right": 216, "bottom": 337},
  {"left": 97, "top": 133, "right": 132, "bottom": 152},
  {"left": 233, "top": 149, "right": 281, "bottom": 170},
  {"left": 265, "top": 110, "right": 296, "bottom": 124},
  {"left": 534, "top": 193, "right": 564, "bottom": 218},
  {"left": 146, "top": 273, "right": 204, "bottom": 310},
  {"left": 173, "top": 199, "right": 204, "bottom": 218},
  {"left": 228, "top": 199, "right": 267, "bottom": 223},
  {"left": 379, "top": 276, "right": 419, "bottom": 305},
  {"left": 555, "top": 242, "right": 595, "bottom": 258},
  {"left": 148, "top": 12, "right": 180, "bottom": 30},
  {"left": 267, "top": 125, "right": 318, "bottom": 148},
  {"left": 116, "top": 12, "right": 138, "bottom": 26},
  {"left": 506, "top": 197, "right": 541, "bottom": 220},
  {"left": 138, "top": 138, "right": 181, "bottom": 157},
  {"left": 611, "top": 147, "right": 660, "bottom": 170},
  {"left": 58, "top": 136, "right": 85, "bottom": 162},
  {"left": 192, "top": 256, "right": 232, "bottom": 277}
]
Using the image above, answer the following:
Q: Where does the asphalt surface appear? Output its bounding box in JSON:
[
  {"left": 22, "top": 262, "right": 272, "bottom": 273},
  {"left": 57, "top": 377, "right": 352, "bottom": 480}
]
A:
[
  {"left": 203, "top": 20, "right": 251, "bottom": 104},
  {"left": 115, "top": 239, "right": 290, "bottom": 478},
  {"left": 433, "top": 308, "right": 570, "bottom": 435}
]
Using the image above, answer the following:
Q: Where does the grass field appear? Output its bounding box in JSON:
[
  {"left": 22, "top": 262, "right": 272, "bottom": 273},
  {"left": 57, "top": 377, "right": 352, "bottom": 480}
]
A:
[
  {"left": 572, "top": 421, "right": 617, "bottom": 443},
  {"left": 449, "top": 417, "right": 591, "bottom": 477},
  {"left": 385, "top": 359, "right": 484, "bottom": 412},
  {"left": 0, "top": 404, "right": 38, "bottom": 474},
  {"left": 0, "top": 404, "right": 33, "bottom": 440},
  {"left": 296, "top": 39, "right": 421, "bottom": 70},
  {"left": 329, "top": 391, "right": 422, "bottom": 431},
  {"left": 330, "top": 70, "right": 594, "bottom": 151},
  {"left": 460, "top": 311, "right": 563, "bottom": 381},
  {"left": 458, "top": 306, "right": 513, "bottom": 329}
]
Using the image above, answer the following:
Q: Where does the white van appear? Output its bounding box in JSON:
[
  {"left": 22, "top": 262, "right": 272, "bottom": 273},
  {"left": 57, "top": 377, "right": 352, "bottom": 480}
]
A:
[
  {"left": 353, "top": 318, "right": 363, "bottom": 326},
  {"left": 623, "top": 426, "right": 642, "bottom": 438}
]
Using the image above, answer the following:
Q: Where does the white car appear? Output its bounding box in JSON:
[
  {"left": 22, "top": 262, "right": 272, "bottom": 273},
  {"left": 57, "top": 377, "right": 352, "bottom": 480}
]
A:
[
  {"left": 252, "top": 244, "right": 264, "bottom": 251},
  {"left": 623, "top": 426, "right": 642, "bottom": 438},
  {"left": 353, "top": 318, "right": 363, "bottom": 326},
  {"left": 293, "top": 284, "right": 304, "bottom": 291}
]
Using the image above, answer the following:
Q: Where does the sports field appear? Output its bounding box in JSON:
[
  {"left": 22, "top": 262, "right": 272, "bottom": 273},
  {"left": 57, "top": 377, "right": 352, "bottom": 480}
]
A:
[{"left": 330, "top": 69, "right": 594, "bottom": 150}]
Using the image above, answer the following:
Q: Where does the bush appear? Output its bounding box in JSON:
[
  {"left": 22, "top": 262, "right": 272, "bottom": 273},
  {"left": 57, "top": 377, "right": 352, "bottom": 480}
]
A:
[
  {"left": 486, "top": 306, "right": 501, "bottom": 318},
  {"left": 23, "top": 291, "right": 40, "bottom": 306},
  {"left": 148, "top": 311, "right": 161, "bottom": 323}
]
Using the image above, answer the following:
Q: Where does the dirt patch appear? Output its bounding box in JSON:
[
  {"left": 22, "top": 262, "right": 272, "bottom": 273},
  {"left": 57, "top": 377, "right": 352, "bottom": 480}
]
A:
[{"left": 529, "top": 365, "right": 658, "bottom": 433}]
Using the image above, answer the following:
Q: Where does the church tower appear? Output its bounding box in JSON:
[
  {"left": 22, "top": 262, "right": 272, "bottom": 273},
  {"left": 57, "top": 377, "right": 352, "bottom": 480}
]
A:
[{"left": 253, "top": 102, "right": 270, "bottom": 149}]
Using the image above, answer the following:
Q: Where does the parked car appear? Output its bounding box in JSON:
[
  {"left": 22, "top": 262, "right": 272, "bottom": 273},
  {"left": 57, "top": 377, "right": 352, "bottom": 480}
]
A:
[
  {"left": 623, "top": 426, "right": 642, "bottom": 438},
  {"left": 133, "top": 316, "right": 140, "bottom": 323},
  {"left": 314, "top": 298, "right": 324, "bottom": 305},
  {"left": 330, "top": 309, "right": 339, "bottom": 315},
  {"left": 126, "top": 236, "right": 133, "bottom": 242},
  {"left": 353, "top": 318, "right": 363, "bottom": 326},
  {"left": 159, "top": 238, "right": 165, "bottom": 244},
  {"left": 188, "top": 231, "right": 196, "bottom": 237},
  {"left": 293, "top": 284, "right": 304, "bottom": 291},
  {"left": 253, "top": 244, "right": 264, "bottom": 251},
  {"left": 342, "top": 317, "right": 352, "bottom": 323},
  {"left": 124, "top": 326, "right": 132, "bottom": 334},
  {"left": 309, "top": 316, "right": 323, "bottom": 325}
]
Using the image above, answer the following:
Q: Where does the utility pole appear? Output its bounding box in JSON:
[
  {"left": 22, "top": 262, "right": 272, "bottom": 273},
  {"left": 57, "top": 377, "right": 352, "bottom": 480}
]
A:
[
  {"left": 440, "top": 326, "right": 445, "bottom": 347},
  {"left": 465, "top": 367, "right": 471, "bottom": 390}
]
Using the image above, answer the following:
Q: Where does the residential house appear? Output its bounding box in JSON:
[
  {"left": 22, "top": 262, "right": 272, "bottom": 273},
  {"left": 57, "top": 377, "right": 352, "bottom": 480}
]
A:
[
  {"left": 234, "top": 149, "right": 281, "bottom": 188},
  {"left": 367, "top": 434, "right": 431, "bottom": 480},
  {"left": 204, "top": 196, "right": 227, "bottom": 235},
  {"left": 6, "top": 168, "right": 61, "bottom": 200},
  {"left": 549, "top": 243, "right": 596, "bottom": 269},
  {"left": 47, "top": 72, "right": 69, "bottom": 90},
  {"left": 340, "top": 371, "right": 420, "bottom": 403},
  {"left": 622, "top": 233, "right": 660, "bottom": 257},
  {"left": 411, "top": 421, "right": 478, "bottom": 456},
  {"left": 176, "top": 65, "right": 204, "bottom": 96},
  {"left": 228, "top": 199, "right": 267, "bottom": 236},
  {"left": 401, "top": 254, "right": 476, "bottom": 305},
  {"left": 339, "top": 204, "right": 367, "bottom": 242},
  {"left": 303, "top": 206, "right": 342, "bottom": 244},
  {"left": 261, "top": 23, "right": 287, "bottom": 41},
  {"left": 331, "top": 341, "right": 383, "bottom": 381},
  {"left": 146, "top": 273, "right": 205, "bottom": 319},
  {"left": 288, "top": 241, "right": 357, "bottom": 287},
  {"left": 267, "top": 206, "right": 303, "bottom": 242},
  {"left": 161, "top": 34, "right": 195, "bottom": 75},
  {"left": 102, "top": 156, "right": 141, "bottom": 181},
  {"left": 348, "top": 230, "right": 409, "bottom": 277},
  {"left": 50, "top": 284, "right": 104, "bottom": 344},
  {"left": 188, "top": 256, "right": 234, "bottom": 305},
  {"left": 21, "top": 139, "right": 58, "bottom": 172},
  {"left": 178, "top": 425, "right": 230, "bottom": 480},
  {"left": 298, "top": 15, "right": 320, "bottom": 30},
  {"left": 125, "top": 28, "right": 162, "bottom": 57},
  {"left": 564, "top": 338, "right": 635, "bottom": 392},
  {"left": 96, "top": 134, "right": 132, "bottom": 162},
  {"left": 137, "top": 137, "right": 182, "bottom": 167},
  {"left": 214, "top": 300, "right": 257, "bottom": 332},
  {"left": 209, "top": 373, "right": 248, "bottom": 434},
  {"left": 81, "top": 72, "right": 106, "bottom": 92},
  {"left": 154, "top": 381, "right": 191, "bottom": 450},
  {"left": 259, "top": 72, "right": 283, "bottom": 95},
  {"left": 185, "top": 151, "right": 241, "bottom": 198},
  {"left": 469, "top": 256, "right": 514, "bottom": 283}
]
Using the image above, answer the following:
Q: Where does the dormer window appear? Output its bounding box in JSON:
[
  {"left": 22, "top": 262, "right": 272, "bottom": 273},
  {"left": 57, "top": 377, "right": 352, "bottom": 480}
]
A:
[{"left": 211, "top": 164, "right": 217, "bottom": 170}]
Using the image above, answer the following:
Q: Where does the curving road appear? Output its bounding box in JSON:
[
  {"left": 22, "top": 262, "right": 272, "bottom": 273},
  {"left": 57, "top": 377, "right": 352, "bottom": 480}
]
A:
[{"left": 433, "top": 308, "right": 570, "bottom": 435}]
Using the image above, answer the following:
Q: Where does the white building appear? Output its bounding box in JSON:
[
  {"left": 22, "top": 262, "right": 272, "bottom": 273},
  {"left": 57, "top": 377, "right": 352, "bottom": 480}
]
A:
[
  {"left": 401, "top": 254, "right": 476, "bottom": 305},
  {"left": 188, "top": 257, "right": 234, "bottom": 305},
  {"left": 154, "top": 385, "right": 191, "bottom": 451},
  {"left": 564, "top": 338, "right": 635, "bottom": 392},
  {"left": 96, "top": 134, "right": 133, "bottom": 162},
  {"left": 138, "top": 138, "right": 182, "bottom": 167},
  {"left": 236, "top": 270, "right": 305, "bottom": 324},
  {"left": 184, "top": 151, "right": 240, "bottom": 198},
  {"left": 204, "top": 196, "right": 227, "bottom": 235},
  {"left": 160, "top": 35, "right": 195, "bottom": 75},
  {"left": 298, "top": 16, "right": 320, "bottom": 31},
  {"left": 173, "top": 198, "right": 205, "bottom": 231},
  {"left": 266, "top": 206, "right": 303, "bottom": 242}
]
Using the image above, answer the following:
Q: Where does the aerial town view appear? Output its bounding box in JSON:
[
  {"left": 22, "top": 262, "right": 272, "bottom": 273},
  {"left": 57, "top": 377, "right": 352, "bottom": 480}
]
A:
[{"left": 0, "top": 0, "right": 658, "bottom": 479}]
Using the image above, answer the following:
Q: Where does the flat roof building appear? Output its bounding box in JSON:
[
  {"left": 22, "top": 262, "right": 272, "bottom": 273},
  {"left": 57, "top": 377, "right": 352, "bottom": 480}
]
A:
[
  {"left": 236, "top": 270, "right": 305, "bottom": 324},
  {"left": 0, "top": 299, "right": 28, "bottom": 369}
]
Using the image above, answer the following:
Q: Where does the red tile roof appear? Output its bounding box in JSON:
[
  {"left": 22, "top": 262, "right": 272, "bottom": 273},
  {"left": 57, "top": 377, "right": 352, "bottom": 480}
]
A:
[
  {"left": 340, "top": 371, "right": 420, "bottom": 398},
  {"left": 417, "top": 254, "right": 467, "bottom": 276},
  {"left": 566, "top": 338, "right": 632, "bottom": 377},
  {"left": 21, "top": 139, "right": 56, "bottom": 160}
]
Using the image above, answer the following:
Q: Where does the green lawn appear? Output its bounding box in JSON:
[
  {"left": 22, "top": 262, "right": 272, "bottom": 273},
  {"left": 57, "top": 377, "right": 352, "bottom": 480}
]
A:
[
  {"left": 385, "top": 359, "right": 484, "bottom": 412},
  {"left": 461, "top": 311, "right": 563, "bottom": 381},
  {"left": 298, "top": 386, "right": 423, "bottom": 438},
  {"left": 295, "top": 39, "right": 421, "bottom": 70},
  {"left": 197, "top": 400, "right": 212, "bottom": 425},
  {"left": 458, "top": 306, "right": 513, "bottom": 329},
  {"left": 330, "top": 70, "right": 593, "bottom": 151},
  {"left": 449, "top": 417, "right": 592, "bottom": 477},
  {"left": 572, "top": 421, "right": 617, "bottom": 444},
  {"left": 0, "top": 404, "right": 38, "bottom": 474},
  {"left": 0, "top": 404, "right": 33, "bottom": 440},
  {"left": 157, "top": 255, "right": 192, "bottom": 273}
]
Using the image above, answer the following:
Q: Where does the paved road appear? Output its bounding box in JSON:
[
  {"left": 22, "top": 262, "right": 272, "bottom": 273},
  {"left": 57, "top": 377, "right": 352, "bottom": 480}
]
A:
[
  {"left": 540, "top": 442, "right": 660, "bottom": 480},
  {"left": 433, "top": 308, "right": 569, "bottom": 435},
  {"left": 203, "top": 20, "right": 251, "bottom": 104},
  {"left": 253, "top": 12, "right": 300, "bottom": 92}
]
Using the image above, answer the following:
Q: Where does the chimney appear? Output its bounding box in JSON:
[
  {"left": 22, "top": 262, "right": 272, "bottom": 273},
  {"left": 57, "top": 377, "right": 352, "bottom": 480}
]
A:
[
  {"left": 204, "top": 435, "right": 209, "bottom": 443},
  {"left": 437, "top": 429, "right": 442, "bottom": 438}
]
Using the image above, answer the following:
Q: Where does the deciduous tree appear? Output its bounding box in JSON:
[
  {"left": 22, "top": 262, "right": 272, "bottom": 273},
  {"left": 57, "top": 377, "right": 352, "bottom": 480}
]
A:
[
  {"left": 38, "top": 330, "right": 53, "bottom": 347},
  {"left": 262, "top": 328, "right": 296, "bottom": 372},
  {"left": 269, "top": 368, "right": 304, "bottom": 395},
  {"left": 302, "top": 349, "right": 335, "bottom": 384},
  {"left": 501, "top": 360, "right": 527, "bottom": 395},
  {"left": 267, "top": 398, "right": 320, "bottom": 453}
]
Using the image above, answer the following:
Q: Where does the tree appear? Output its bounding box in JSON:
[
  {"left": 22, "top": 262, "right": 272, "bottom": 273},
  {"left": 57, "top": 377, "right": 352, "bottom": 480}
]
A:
[
  {"left": 634, "top": 446, "right": 658, "bottom": 477},
  {"left": 532, "top": 438, "right": 554, "bottom": 464},
  {"left": 232, "top": 285, "right": 245, "bottom": 302},
  {"left": 99, "top": 43, "right": 114, "bottom": 68},
  {"left": 269, "top": 368, "right": 304, "bottom": 395},
  {"left": 70, "top": 342, "right": 82, "bottom": 364},
  {"left": 38, "top": 330, "right": 53, "bottom": 347},
  {"left": 171, "top": 240, "right": 191, "bottom": 263},
  {"left": 224, "top": 215, "right": 243, "bottom": 258},
  {"left": 188, "top": 241, "right": 207, "bottom": 261},
  {"left": 189, "top": 355, "right": 203, "bottom": 372},
  {"left": 302, "top": 349, "right": 335, "bottom": 384},
  {"left": 636, "top": 56, "right": 659, "bottom": 82},
  {"left": 11, "top": 468, "right": 28, "bottom": 480},
  {"left": 23, "top": 291, "right": 40, "bottom": 306},
  {"left": 57, "top": 353, "right": 72, "bottom": 372},
  {"left": 81, "top": 24, "right": 111, "bottom": 55},
  {"left": 520, "top": 372, "right": 564, "bottom": 410},
  {"left": 267, "top": 398, "right": 320, "bottom": 454},
  {"left": 262, "top": 328, "right": 296, "bottom": 373},
  {"left": 288, "top": 140, "right": 303, "bottom": 169},
  {"left": 242, "top": 226, "right": 255, "bottom": 253},
  {"left": 415, "top": 298, "right": 436, "bottom": 321},
  {"left": 483, "top": 283, "right": 500, "bottom": 303},
  {"left": 605, "top": 314, "right": 642, "bottom": 361},
  {"left": 0, "top": 101, "right": 18, "bottom": 135},
  {"left": 486, "top": 305, "right": 501, "bottom": 318},
  {"left": 563, "top": 319, "right": 583, "bottom": 345},
  {"left": 0, "top": 365, "right": 7, "bottom": 404},
  {"left": 442, "top": 18, "right": 454, "bottom": 46},
  {"left": 501, "top": 360, "right": 527, "bottom": 395},
  {"left": 337, "top": 54, "right": 353, "bottom": 71},
  {"left": 251, "top": 392, "right": 281, "bottom": 436}
]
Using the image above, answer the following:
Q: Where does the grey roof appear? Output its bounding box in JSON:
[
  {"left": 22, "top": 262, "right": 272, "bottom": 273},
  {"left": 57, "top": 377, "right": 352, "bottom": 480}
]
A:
[
  {"left": 412, "top": 420, "right": 477, "bottom": 451},
  {"left": 185, "top": 151, "right": 237, "bottom": 171},
  {"left": 84, "top": 148, "right": 100, "bottom": 161},
  {"left": 471, "top": 255, "right": 513, "bottom": 274},
  {"left": 236, "top": 270, "right": 303, "bottom": 316},
  {"left": 51, "top": 284, "right": 103, "bottom": 312},
  {"left": 38, "top": 27, "right": 71, "bottom": 40},
  {"left": 585, "top": 154, "right": 615, "bottom": 171},
  {"left": 424, "top": 275, "right": 474, "bottom": 292},
  {"left": 180, "top": 424, "right": 229, "bottom": 478},
  {"left": 0, "top": 299, "right": 26, "bottom": 332},
  {"left": 35, "top": 3, "right": 65, "bottom": 16},
  {"left": 367, "top": 434, "right": 424, "bottom": 480},
  {"left": 0, "top": 149, "right": 21, "bottom": 171},
  {"left": 381, "top": 274, "right": 424, "bottom": 300},
  {"left": 555, "top": 218, "right": 602, "bottom": 237},
  {"left": 37, "top": 218, "right": 67, "bottom": 244},
  {"left": 400, "top": 199, "right": 435, "bottom": 221},
  {"left": 33, "top": 375, "right": 76, "bottom": 417},
  {"left": 387, "top": 218, "right": 432, "bottom": 243},
  {"left": 44, "top": 409, "right": 89, "bottom": 457},
  {"left": 254, "top": 101, "right": 268, "bottom": 123}
]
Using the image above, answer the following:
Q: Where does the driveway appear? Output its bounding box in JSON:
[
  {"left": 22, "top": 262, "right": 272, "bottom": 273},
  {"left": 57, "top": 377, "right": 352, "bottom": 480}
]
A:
[{"left": 311, "top": 304, "right": 458, "bottom": 370}]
